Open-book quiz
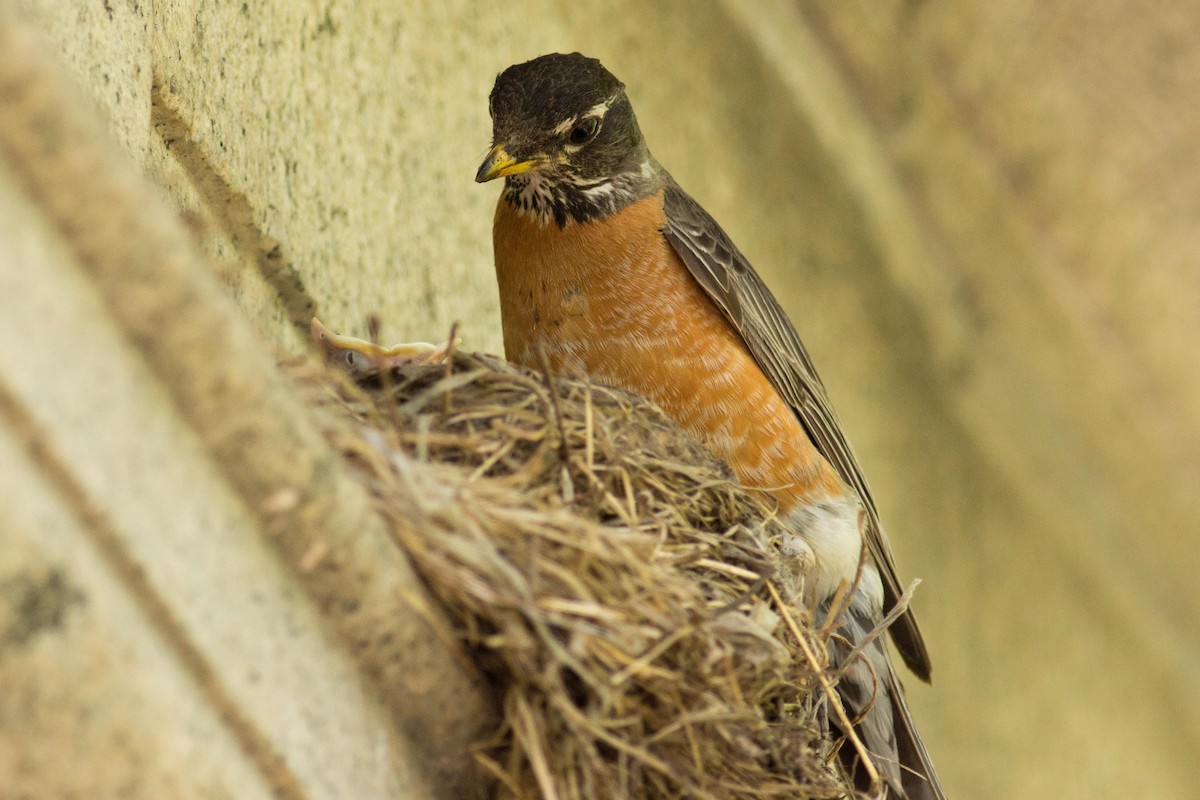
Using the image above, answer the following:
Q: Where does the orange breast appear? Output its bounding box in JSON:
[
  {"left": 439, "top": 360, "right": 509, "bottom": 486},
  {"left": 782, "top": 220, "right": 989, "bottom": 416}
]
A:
[{"left": 492, "top": 192, "right": 844, "bottom": 510}]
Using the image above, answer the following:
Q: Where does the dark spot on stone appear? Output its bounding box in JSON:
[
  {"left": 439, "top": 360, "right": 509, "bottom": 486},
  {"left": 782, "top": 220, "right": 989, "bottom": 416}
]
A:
[
  {"left": 313, "top": 8, "right": 339, "bottom": 39},
  {"left": 1, "top": 568, "right": 87, "bottom": 648}
]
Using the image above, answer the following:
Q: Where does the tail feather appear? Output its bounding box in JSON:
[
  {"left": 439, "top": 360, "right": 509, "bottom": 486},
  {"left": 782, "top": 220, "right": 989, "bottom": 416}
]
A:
[{"left": 824, "top": 595, "right": 946, "bottom": 800}]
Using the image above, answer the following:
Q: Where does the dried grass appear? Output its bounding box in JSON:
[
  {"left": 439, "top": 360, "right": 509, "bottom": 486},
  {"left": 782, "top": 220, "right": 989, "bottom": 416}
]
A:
[{"left": 287, "top": 351, "right": 849, "bottom": 800}]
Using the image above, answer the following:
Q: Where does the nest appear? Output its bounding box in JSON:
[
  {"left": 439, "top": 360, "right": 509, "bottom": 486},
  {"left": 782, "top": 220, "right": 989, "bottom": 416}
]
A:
[{"left": 288, "top": 350, "right": 849, "bottom": 800}]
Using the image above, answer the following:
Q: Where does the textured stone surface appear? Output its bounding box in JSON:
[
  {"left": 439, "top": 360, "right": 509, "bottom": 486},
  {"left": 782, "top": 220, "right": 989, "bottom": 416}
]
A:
[
  {"left": 790, "top": 1, "right": 1200, "bottom": 795},
  {"left": 3, "top": 0, "right": 1198, "bottom": 797},
  {"left": 0, "top": 153, "right": 442, "bottom": 798},
  {"left": 0, "top": 431, "right": 276, "bottom": 800}
]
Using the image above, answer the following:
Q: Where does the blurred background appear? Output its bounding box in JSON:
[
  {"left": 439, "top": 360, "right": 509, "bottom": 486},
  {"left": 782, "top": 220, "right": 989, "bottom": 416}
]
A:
[{"left": 3, "top": 1, "right": 1198, "bottom": 797}]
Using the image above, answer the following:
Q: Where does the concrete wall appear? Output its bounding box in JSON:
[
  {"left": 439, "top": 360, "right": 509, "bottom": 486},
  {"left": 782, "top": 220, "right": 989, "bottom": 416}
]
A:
[{"left": 2, "top": 1, "right": 1197, "bottom": 798}]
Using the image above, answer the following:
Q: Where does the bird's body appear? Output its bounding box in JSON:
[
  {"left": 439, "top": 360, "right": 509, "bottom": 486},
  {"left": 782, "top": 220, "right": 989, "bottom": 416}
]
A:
[
  {"left": 493, "top": 188, "right": 860, "bottom": 597},
  {"left": 478, "top": 52, "right": 945, "bottom": 799}
]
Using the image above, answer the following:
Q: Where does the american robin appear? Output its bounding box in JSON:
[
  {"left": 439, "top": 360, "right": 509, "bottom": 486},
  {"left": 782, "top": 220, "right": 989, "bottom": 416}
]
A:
[{"left": 476, "top": 53, "right": 945, "bottom": 799}]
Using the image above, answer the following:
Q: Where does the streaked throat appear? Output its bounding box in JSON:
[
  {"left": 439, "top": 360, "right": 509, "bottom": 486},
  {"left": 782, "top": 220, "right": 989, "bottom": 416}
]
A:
[{"left": 502, "top": 159, "right": 661, "bottom": 227}]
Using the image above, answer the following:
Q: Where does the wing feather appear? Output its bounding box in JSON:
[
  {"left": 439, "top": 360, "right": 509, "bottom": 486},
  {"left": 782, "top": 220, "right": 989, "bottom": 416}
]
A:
[{"left": 661, "top": 181, "right": 931, "bottom": 680}]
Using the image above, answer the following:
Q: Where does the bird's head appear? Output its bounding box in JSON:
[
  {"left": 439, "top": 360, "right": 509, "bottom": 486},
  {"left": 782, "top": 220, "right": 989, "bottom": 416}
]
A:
[{"left": 476, "top": 53, "right": 658, "bottom": 225}]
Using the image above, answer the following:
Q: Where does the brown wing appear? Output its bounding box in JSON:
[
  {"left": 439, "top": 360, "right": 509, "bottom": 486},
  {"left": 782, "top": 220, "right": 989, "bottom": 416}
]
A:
[{"left": 661, "top": 181, "right": 932, "bottom": 681}]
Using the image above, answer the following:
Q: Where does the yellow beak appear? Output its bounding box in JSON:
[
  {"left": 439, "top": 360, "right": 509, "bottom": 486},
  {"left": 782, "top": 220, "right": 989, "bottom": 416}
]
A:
[{"left": 475, "top": 143, "right": 540, "bottom": 183}]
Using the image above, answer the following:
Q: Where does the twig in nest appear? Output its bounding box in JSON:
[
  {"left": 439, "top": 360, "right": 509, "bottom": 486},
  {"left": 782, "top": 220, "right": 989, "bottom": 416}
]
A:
[
  {"left": 831, "top": 578, "right": 922, "bottom": 682},
  {"left": 534, "top": 341, "right": 573, "bottom": 468},
  {"left": 442, "top": 320, "right": 460, "bottom": 413},
  {"left": 766, "top": 579, "right": 881, "bottom": 794}
]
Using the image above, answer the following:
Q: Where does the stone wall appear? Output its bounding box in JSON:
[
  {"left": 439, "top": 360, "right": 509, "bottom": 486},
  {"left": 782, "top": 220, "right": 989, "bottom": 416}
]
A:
[{"left": 2, "top": 1, "right": 1197, "bottom": 797}]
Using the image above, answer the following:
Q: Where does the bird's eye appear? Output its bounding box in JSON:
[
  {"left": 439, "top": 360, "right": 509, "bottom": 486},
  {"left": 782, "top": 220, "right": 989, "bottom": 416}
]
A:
[{"left": 568, "top": 117, "right": 599, "bottom": 145}]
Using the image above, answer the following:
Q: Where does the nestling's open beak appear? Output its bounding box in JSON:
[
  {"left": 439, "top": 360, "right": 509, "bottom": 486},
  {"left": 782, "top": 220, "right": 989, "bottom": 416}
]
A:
[
  {"left": 311, "top": 317, "right": 380, "bottom": 362},
  {"left": 311, "top": 318, "right": 460, "bottom": 375},
  {"left": 475, "top": 143, "right": 541, "bottom": 183}
]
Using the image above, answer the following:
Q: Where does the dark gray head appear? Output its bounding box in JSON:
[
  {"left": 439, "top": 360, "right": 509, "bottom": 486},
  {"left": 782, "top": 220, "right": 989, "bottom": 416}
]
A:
[{"left": 476, "top": 53, "right": 661, "bottom": 226}]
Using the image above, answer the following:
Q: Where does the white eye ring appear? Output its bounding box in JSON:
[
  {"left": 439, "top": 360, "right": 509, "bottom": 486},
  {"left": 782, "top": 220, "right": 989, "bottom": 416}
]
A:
[{"left": 567, "top": 117, "right": 600, "bottom": 145}]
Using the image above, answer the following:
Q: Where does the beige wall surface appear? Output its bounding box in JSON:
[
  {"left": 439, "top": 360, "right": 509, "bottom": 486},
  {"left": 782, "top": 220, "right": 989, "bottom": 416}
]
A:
[{"left": 3, "top": 0, "right": 1198, "bottom": 798}]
